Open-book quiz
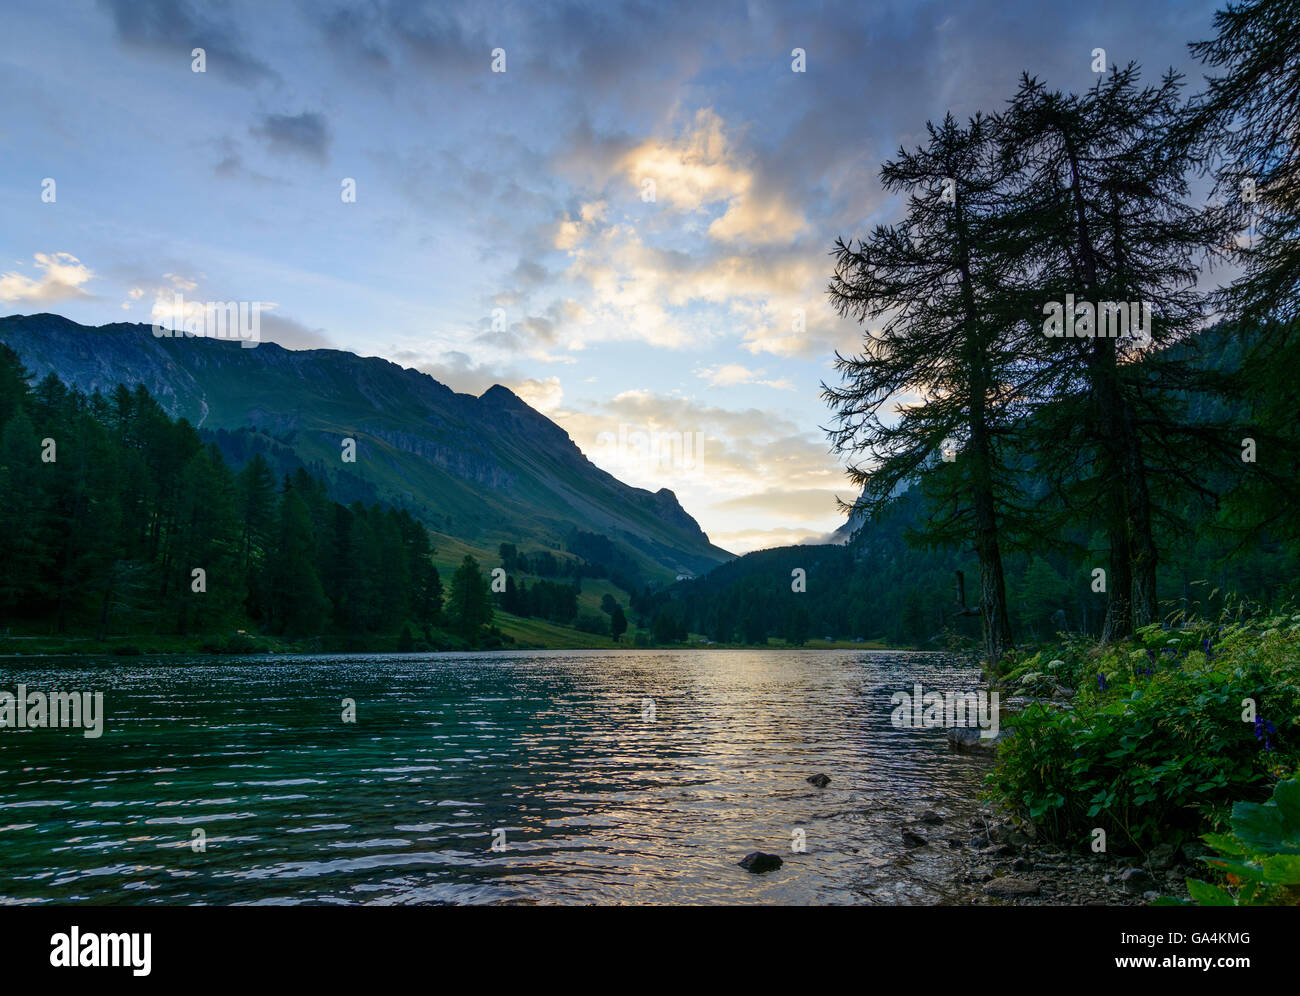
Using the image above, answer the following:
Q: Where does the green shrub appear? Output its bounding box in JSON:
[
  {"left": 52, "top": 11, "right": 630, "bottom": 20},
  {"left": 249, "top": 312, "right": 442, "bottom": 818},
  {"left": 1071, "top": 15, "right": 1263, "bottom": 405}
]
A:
[
  {"left": 573, "top": 612, "right": 611, "bottom": 636},
  {"left": 1163, "top": 776, "right": 1300, "bottom": 906},
  {"left": 986, "top": 611, "right": 1300, "bottom": 851},
  {"left": 218, "top": 632, "right": 272, "bottom": 655}
]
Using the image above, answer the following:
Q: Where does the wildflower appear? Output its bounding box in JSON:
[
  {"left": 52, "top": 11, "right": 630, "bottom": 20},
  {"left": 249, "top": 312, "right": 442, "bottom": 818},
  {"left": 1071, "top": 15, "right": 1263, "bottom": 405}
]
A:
[{"left": 1253, "top": 717, "right": 1278, "bottom": 752}]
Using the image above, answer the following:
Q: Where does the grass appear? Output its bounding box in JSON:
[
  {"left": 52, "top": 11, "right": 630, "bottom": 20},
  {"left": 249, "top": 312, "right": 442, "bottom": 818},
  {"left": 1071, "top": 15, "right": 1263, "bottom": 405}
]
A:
[{"left": 491, "top": 611, "right": 624, "bottom": 649}]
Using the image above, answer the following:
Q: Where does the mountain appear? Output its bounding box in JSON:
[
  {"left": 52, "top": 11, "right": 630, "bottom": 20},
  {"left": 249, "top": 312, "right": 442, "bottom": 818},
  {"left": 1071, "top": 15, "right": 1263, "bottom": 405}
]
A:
[{"left": 0, "top": 314, "right": 732, "bottom": 583}]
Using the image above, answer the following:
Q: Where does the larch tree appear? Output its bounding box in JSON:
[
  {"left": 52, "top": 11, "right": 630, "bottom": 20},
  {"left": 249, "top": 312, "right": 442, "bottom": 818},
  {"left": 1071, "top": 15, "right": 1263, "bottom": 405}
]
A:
[
  {"left": 995, "top": 67, "right": 1229, "bottom": 639},
  {"left": 823, "top": 113, "right": 1028, "bottom": 673}
]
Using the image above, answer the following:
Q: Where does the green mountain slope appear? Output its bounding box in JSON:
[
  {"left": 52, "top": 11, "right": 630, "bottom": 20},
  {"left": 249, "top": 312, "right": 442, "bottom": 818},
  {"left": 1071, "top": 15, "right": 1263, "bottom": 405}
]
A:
[{"left": 0, "top": 313, "right": 732, "bottom": 585}]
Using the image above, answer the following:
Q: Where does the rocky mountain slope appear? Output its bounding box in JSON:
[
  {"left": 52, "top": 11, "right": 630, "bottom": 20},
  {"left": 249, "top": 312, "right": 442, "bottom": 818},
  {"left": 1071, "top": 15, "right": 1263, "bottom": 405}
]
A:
[{"left": 0, "top": 313, "right": 732, "bottom": 582}]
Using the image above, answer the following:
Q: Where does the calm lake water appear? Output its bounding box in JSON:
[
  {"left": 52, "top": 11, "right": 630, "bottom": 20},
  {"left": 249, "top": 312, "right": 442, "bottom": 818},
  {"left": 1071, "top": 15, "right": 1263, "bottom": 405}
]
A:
[{"left": 0, "top": 649, "right": 992, "bottom": 905}]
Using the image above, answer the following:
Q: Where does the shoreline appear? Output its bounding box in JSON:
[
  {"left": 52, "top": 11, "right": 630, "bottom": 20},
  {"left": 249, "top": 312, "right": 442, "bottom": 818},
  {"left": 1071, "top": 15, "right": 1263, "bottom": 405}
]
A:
[
  {"left": 0, "top": 637, "right": 910, "bottom": 660},
  {"left": 950, "top": 806, "right": 1196, "bottom": 906}
]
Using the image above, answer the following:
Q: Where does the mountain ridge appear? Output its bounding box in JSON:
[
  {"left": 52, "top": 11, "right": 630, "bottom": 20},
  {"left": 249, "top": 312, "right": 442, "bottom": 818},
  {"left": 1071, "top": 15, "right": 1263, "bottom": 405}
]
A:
[{"left": 0, "top": 313, "right": 732, "bottom": 582}]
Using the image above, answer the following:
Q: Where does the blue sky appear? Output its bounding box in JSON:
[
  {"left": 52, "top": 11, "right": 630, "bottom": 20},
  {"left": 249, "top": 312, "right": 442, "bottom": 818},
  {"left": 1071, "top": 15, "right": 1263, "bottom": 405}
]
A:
[{"left": 0, "top": 0, "right": 1222, "bottom": 552}]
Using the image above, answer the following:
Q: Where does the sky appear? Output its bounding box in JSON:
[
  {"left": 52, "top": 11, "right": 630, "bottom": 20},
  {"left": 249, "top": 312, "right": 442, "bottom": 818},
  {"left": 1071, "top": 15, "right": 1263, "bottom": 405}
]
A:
[{"left": 0, "top": 0, "right": 1224, "bottom": 553}]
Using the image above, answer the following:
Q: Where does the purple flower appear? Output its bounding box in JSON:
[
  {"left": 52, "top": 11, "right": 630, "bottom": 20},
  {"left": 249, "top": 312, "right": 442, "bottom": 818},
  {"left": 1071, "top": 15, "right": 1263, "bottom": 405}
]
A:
[{"left": 1254, "top": 717, "right": 1278, "bottom": 751}]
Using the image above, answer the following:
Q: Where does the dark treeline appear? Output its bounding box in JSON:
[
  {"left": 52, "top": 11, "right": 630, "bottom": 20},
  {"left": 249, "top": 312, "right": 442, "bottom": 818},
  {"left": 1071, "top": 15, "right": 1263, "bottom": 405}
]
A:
[
  {"left": 816, "top": 0, "right": 1299, "bottom": 671},
  {"left": 497, "top": 574, "right": 579, "bottom": 625},
  {"left": 647, "top": 468, "right": 1300, "bottom": 649},
  {"left": 499, "top": 535, "right": 639, "bottom": 596},
  {"left": 494, "top": 539, "right": 634, "bottom": 638},
  {"left": 643, "top": 0, "right": 1300, "bottom": 660},
  {"left": 0, "top": 349, "right": 500, "bottom": 647}
]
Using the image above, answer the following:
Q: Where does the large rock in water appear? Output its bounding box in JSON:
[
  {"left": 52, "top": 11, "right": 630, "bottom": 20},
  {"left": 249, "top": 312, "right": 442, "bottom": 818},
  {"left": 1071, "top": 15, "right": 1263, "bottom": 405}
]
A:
[
  {"left": 806, "top": 773, "right": 831, "bottom": 788},
  {"left": 738, "top": 852, "right": 784, "bottom": 873},
  {"left": 947, "top": 727, "right": 1011, "bottom": 752}
]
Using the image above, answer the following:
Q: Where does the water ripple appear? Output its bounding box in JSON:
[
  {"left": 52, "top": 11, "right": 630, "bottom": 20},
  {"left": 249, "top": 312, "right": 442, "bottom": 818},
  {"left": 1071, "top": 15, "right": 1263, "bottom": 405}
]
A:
[{"left": 0, "top": 649, "right": 991, "bottom": 905}]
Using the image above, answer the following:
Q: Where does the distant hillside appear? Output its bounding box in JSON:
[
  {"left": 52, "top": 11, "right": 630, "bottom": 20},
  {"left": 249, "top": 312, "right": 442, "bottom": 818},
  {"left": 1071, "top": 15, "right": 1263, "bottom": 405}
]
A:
[{"left": 0, "top": 314, "right": 732, "bottom": 584}]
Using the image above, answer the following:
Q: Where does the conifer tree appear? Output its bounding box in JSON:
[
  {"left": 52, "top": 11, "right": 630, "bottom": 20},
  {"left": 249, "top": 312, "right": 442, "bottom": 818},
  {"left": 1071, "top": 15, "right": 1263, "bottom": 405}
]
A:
[
  {"left": 995, "top": 67, "right": 1229, "bottom": 638},
  {"left": 824, "top": 113, "right": 1022, "bottom": 671},
  {"left": 448, "top": 555, "right": 493, "bottom": 640},
  {"left": 1186, "top": 0, "right": 1300, "bottom": 541}
]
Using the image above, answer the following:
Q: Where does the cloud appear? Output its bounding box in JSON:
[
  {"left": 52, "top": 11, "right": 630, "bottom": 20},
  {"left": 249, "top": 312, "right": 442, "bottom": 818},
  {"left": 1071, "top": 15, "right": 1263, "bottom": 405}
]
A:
[
  {"left": 709, "top": 487, "right": 849, "bottom": 521},
  {"left": 553, "top": 389, "right": 841, "bottom": 498},
  {"left": 98, "top": 0, "right": 276, "bottom": 87},
  {"left": 617, "top": 108, "right": 806, "bottom": 246},
  {"left": 554, "top": 200, "right": 608, "bottom": 251},
  {"left": 510, "top": 258, "right": 550, "bottom": 286},
  {"left": 161, "top": 272, "right": 197, "bottom": 292},
  {"left": 257, "top": 313, "right": 335, "bottom": 350},
  {"left": 390, "top": 347, "right": 515, "bottom": 398},
  {"left": 549, "top": 218, "right": 853, "bottom": 356},
  {"left": 513, "top": 375, "right": 563, "bottom": 413},
  {"left": 211, "top": 138, "right": 285, "bottom": 185},
  {"left": 709, "top": 524, "right": 841, "bottom": 554},
  {"left": 529, "top": 107, "right": 865, "bottom": 358},
  {"left": 696, "top": 363, "right": 795, "bottom": 390},
  {"left": 249, "top": 112, "right": 332, "bottom": 164},
  {"left": 316, "top": 4, "right": 393, "bottom": 74},
  {"left": 137, "top": 273, "right": 333, "bottom": 350},
  {"left": 0, "top": 252, "right": 96, "bottom": 304},
  {"left": 306, "top": 0, "right": 710, "bottom": 106}
]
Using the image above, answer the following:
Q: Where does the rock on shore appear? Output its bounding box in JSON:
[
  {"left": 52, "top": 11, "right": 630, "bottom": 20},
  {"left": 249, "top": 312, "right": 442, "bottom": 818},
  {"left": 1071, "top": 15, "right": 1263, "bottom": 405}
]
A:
[{"left": 954, "top": 811, "right": 1193, "bottom": 906}]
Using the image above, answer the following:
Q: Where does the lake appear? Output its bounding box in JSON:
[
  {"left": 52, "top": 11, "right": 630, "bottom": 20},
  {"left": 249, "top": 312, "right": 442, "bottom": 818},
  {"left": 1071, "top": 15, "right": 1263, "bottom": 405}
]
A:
[{"left": 0, "top": 649, "right": 992, "bottom": 905}]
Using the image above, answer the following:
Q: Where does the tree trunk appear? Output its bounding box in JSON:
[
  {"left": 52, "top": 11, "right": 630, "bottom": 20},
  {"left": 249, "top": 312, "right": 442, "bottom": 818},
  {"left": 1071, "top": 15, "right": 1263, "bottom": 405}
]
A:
[
  {"left": 953, "top": 195, "right": 1015, "bottom": 677},
  {"left": 975, "top": 507, "right": 1015, "bottom": 674},
  {"left": 1122, "top": 418, "right": 1159, "bottom": 629},
  {"left": 1101, "top": 515, "right": 1133, "bottom": 642}
]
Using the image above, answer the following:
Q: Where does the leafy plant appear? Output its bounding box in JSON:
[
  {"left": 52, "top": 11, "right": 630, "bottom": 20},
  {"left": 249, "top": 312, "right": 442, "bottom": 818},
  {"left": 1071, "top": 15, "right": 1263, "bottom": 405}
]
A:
[
  {"left": 986, "top": 611, "right": 1299, "bottom": 850},
  {"left": 1174, "top": 777, "right": 1300, "bottom": 906}
]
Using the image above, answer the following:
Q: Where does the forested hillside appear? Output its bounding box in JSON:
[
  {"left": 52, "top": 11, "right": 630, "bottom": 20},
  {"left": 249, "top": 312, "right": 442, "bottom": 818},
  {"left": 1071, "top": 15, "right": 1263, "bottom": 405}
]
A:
[
  {"left": 0, "top": 313, "right": 732, "bottom": 590},
  {"left": 0, "top": 346, "right": 510, "bottom": 650}
]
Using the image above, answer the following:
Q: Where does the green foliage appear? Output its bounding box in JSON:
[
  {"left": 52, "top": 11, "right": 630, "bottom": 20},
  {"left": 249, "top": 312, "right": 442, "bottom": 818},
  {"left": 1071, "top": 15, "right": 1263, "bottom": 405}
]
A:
[
  {"left": 609, "top": 605, "right": 628, "bottom": 642},
  {"left": 1178, "top": 776, "right": 1300, "bottom": 906},
  {"left": 573, "top": 611, "right": 611, "bottom": 636},
  {"left": 651, "top": 523, "right": 979, "bottom": 648},
  {"left": 1012, "top": 557, "right": 1069, "bottom": 638},
  {"left": 987, "top": 611, "right": 1300, "bottom": 849},
  {"left": 0, "top": 351, "right": 466, "bottom": 645},
  {"left": 447, "top": 555, "right": 493, "bottom": 641},
  {"left": 498, "top": 576, "right": 577, "bottom": 624}
]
